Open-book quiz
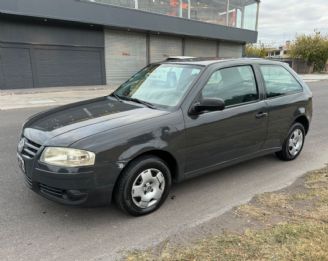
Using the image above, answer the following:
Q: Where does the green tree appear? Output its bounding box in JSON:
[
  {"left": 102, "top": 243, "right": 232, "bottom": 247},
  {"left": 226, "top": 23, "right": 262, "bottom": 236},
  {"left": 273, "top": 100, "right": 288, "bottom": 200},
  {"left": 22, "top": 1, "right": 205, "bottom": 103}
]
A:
[
  {"left": 290, "top": 33, "right": 328, "bottom": 72},
  {"left": 245, "top": 44, "right": 266, "bottom": 58}
]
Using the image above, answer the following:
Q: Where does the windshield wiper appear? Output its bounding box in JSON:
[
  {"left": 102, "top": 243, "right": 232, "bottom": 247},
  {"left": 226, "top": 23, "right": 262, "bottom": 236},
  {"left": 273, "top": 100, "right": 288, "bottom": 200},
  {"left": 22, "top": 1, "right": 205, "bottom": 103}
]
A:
[
  {"left": 110, "top": 93, "right": 156, "bottom": 109},
  {"left": 120, "top": 96, "right": 156, "bottom": 109},
  {"left": 110, "top": 92, "right": 122, "bottom": 102}
]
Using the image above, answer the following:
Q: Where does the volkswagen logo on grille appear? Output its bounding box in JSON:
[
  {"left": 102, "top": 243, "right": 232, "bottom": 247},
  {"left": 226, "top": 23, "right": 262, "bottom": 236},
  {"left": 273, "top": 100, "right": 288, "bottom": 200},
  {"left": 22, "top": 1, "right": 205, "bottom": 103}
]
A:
[{"left": 18, "top": 138, "right": 26, "bottom": 153}]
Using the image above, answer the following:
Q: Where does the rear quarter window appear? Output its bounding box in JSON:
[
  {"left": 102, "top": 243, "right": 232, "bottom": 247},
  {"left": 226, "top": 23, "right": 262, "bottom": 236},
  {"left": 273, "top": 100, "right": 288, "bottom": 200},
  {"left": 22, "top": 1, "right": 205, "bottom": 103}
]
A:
[{"left": 260, "top": 65, "right": 303, "bottom": 98}]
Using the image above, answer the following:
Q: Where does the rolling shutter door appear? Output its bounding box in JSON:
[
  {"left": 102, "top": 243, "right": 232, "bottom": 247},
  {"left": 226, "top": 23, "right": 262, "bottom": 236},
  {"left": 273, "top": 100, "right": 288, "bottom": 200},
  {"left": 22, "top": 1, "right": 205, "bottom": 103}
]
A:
[
  {"left": 0, "top": 20, "right": 105, "bottom": 89},
  {"left": 184, "top": 39, "right": 217, "bottom": 57},
  {"left": 34, "top": 47, "right": 103, "bottom": 87},
  {"left": 149, "top": 35, "right": 183, "bottom": 63},
  {"left": 0, "top": 46, "right": 34, "bottom": 89},
  {"left": 105, "top": 30, "right": 147, "bottom": 86},
  {"left": 218, "top": 42, "right": 243, "bottom": 58}
]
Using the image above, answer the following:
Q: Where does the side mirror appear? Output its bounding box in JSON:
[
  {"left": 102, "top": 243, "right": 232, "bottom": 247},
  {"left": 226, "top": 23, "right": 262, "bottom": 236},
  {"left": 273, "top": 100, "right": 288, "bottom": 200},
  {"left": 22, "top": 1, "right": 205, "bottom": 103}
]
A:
[{"left": 190, "top": 98, "right": 225, "bottom": 115}]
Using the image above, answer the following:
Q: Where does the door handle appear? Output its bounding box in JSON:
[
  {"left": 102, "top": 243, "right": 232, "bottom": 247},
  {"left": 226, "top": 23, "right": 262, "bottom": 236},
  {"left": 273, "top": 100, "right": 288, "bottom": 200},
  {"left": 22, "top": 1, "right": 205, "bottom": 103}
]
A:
[{"left": 255, "top": 112, "right": 268, "bottom": 119}]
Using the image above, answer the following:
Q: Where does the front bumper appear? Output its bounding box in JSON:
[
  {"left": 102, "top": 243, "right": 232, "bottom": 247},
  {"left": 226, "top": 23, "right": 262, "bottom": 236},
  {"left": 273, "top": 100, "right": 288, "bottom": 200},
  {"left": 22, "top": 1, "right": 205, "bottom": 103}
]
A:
[{"left": 18, "top": 152, "right": 120, "bottom": 207}]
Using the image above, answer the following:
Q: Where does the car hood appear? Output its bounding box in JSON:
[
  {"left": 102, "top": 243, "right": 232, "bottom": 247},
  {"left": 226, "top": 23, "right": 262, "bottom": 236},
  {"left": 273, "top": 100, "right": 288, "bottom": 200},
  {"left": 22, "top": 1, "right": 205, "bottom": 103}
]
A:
[{"left": 23, "top": 96, "right": 169, "bottom": 146}]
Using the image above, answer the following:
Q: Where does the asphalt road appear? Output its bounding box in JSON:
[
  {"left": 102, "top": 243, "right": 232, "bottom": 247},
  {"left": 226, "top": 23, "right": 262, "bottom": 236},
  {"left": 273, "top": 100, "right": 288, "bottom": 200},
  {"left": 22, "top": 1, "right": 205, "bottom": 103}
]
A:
[{"left": 1, "top": 81, "right": 328, "bottom": 261}]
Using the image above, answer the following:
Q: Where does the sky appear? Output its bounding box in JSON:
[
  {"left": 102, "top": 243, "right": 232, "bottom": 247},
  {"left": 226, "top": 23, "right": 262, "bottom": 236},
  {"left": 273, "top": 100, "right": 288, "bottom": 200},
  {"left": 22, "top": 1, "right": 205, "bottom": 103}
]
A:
[{"left": 257, "top": 0, "right": 328, "bottom": 46}]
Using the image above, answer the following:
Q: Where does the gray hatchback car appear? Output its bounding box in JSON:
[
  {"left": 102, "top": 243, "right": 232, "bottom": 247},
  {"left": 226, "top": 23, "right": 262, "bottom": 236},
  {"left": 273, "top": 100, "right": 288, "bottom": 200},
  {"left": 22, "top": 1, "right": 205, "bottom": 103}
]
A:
[{"left": 17, "top": 58, "right": 312, "bottom": 216}]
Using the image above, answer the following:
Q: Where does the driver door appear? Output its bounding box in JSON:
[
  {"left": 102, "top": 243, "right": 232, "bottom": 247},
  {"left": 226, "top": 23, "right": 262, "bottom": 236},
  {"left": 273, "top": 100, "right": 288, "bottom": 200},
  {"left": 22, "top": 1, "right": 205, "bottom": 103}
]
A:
[{"left": 183, "top": 65, "right": 268, "bottom": 176}]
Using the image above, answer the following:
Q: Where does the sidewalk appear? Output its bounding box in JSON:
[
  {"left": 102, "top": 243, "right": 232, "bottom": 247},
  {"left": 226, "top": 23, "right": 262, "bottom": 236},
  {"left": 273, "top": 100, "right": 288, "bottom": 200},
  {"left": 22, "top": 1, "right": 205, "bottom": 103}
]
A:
[
  {"left": 0, "top": 74, "right": 327, "bottom": 110},
  {"left": 301, "top": 74, "right": 328, "bottom": 82},
  {"left": 0, "top": 85, "right": 117, "bottom": 110}
]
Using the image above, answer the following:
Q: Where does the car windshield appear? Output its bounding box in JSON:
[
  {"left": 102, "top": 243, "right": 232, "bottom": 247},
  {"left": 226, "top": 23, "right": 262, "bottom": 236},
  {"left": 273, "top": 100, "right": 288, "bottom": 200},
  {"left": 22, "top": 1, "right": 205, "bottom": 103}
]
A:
[{"left": 113, "top": 64, "right": 202, "bottom": 108}]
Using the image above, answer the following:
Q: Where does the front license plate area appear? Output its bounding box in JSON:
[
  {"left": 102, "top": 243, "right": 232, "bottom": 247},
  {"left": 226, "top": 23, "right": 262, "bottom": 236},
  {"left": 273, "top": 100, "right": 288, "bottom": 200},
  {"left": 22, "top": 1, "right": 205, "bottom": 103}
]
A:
[{"left": 17, "top": 153, "right": 25, "bottom": 173}]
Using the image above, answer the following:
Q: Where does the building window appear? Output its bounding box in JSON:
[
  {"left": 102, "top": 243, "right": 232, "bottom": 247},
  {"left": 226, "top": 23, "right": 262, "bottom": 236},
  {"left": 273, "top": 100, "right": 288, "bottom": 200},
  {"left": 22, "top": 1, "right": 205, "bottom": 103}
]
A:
[
  {"left": 83, "top": 0, "right": 259, "bottom": 31},
  {"left": 243, "top": 2, "right": 257, "bottom": 30}
]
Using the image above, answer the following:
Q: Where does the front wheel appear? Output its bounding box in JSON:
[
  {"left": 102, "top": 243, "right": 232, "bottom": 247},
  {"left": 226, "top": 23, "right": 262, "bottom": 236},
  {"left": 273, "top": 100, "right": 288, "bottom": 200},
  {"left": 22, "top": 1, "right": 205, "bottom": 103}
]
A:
[
  {"left": 276, "top": 123, "right": 305, "bottom": 161},
  {"left": 114, "top": 156, "right": 172, "bottom": 216}
]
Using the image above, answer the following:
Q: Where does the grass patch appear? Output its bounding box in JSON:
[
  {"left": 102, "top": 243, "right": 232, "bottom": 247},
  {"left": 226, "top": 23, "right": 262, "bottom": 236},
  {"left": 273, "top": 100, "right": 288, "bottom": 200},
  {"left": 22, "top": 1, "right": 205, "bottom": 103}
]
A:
[
  {"left": 256, "top": 192, "right": 289, "bottom": 208},
  {"left": 235, "top": 192, "right": 291, "bottom": 221},
  {"left": 235, "top": 204, "right": 271, "bottom": 221},
  {"left": 125, "top": 166, "right": 328, "bottom": 261},
  {"left": 127, "top": 222, "right": 328, "bottom": 261}
]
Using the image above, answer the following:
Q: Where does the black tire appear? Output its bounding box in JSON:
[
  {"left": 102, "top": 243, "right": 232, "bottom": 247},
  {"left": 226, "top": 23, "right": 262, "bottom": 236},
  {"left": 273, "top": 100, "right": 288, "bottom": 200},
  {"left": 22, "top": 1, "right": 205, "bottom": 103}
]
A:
[
  {"left": 114, "top": 155, "right": 172, "bottom": 216},
  {"left": 276, "top": 123, "right": 306, "bottom": 161}
]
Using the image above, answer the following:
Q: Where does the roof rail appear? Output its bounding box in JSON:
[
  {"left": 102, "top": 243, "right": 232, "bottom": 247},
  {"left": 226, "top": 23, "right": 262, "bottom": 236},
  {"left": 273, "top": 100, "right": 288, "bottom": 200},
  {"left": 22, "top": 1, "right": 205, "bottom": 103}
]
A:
[{"left": 165, "top": 56, "right": 195, "bottom": 61}]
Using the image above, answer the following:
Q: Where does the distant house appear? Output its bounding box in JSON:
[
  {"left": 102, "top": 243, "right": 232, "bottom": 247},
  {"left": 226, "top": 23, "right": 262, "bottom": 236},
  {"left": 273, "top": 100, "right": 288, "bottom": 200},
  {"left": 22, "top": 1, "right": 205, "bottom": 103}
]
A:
[
  {"left": 265, "top": 40, "right": 327, "bottom": 74},
  {"left": 266, "top": 41, "right": 291, "bottom": 59}
]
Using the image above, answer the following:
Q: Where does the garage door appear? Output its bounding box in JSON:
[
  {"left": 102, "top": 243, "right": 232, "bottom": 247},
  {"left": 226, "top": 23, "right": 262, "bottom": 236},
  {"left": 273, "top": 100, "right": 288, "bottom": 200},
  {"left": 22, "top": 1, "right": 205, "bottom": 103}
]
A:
[
  {"left": 219, "top": 42, "right": 243, "bottom": 58},
  {"left": 150, "top": 35, "right": 183, "bottom": 63},
  {"left": 105, "top": 30, "right": 147, "bottom": 86},
  {"left": 184, "top": 38, "right": 217, "bottom": 57},
  {"left": 0, "top": 44, "right": 104, "bottom": 89},
  {"left": 34, "top": 47, "right": 103, "bottom": 87},
  {"left": 0, "top": 46, "right": 34, "bottom": 89},
  {"left": 0, "top": 19, "right": 105, "bottom": 89}
]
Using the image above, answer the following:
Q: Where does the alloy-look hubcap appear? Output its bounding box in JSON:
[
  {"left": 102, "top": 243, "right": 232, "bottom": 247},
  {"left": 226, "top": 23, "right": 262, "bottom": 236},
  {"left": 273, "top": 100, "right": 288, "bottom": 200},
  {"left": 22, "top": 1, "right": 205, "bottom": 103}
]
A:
[
  {"left": 288, "top": 129, "right": 304, "bottom": 157},
  {"left": 131, "top": 168, "right": 165, "bottom": 209}
]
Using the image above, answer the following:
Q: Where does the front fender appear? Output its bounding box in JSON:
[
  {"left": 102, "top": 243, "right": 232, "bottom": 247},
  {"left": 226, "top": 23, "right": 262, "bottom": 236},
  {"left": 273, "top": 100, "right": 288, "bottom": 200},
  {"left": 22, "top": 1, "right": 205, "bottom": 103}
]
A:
[
  {"left": 118, "top": 140, "right": 169, "bottom": 161},
  {"left": 71, "top": 110, "right": 186, "bottom": 182}
]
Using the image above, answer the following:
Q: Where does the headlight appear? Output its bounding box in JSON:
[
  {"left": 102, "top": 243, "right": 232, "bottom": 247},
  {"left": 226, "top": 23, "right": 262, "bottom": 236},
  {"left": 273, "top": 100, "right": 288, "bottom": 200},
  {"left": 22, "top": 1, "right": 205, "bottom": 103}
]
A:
[{"left": 40, "top": 147, "right": 96, "bottom": 167}]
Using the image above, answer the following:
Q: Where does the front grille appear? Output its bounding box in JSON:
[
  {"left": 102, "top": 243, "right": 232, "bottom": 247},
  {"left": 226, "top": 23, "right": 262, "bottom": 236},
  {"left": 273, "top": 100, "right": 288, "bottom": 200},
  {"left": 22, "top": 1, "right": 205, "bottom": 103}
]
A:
[
  {"left": 22, "top": 138, "right": 42, "bottom": 159},
  {"left": 24, "top": 174, "right": 32, "bottom": 188},
  {"left": 39, "top": 183, "right": 65, "bottom": 199}
]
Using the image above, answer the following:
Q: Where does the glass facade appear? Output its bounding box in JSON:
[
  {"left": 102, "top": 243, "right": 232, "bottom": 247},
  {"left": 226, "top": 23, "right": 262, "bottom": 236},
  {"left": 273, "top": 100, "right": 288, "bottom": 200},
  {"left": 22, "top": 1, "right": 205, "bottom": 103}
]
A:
[{"left": 86, "top": 0, "right": 259, "bottom": 31}]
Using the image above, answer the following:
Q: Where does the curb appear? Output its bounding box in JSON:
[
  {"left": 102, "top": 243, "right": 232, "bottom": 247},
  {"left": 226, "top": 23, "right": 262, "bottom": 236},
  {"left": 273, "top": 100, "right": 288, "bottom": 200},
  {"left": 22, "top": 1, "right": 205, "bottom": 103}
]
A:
[{"left": 0, "top": 85, "right": 116, "bottom": 96}]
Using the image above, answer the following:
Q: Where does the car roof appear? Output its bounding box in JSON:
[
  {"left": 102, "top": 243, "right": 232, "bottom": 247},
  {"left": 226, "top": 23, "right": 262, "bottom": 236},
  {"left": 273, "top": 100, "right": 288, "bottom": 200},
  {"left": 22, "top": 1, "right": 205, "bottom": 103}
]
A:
[{"left": 161, "top": 57, "right": 286, "bottom": 67}]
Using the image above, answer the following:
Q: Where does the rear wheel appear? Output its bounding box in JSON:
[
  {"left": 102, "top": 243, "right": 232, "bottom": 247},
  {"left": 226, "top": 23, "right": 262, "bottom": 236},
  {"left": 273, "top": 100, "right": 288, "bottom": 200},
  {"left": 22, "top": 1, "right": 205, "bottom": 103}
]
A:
[
  {"left": 276, "top": 123, "right": 305, "bottom": 161},
  {"left": 114, "top": 156, "right": 172, "bottom": 216}
]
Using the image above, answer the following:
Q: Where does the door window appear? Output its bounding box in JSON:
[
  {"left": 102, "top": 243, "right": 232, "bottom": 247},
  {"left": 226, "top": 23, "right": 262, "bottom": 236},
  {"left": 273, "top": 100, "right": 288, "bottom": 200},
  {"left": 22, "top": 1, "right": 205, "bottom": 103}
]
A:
[
  {"left": 202, "top": 65, "right": 258, "bottom": 107},
  {"left": 260, "top": 65, "right": 303, "bottom": 98}
]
